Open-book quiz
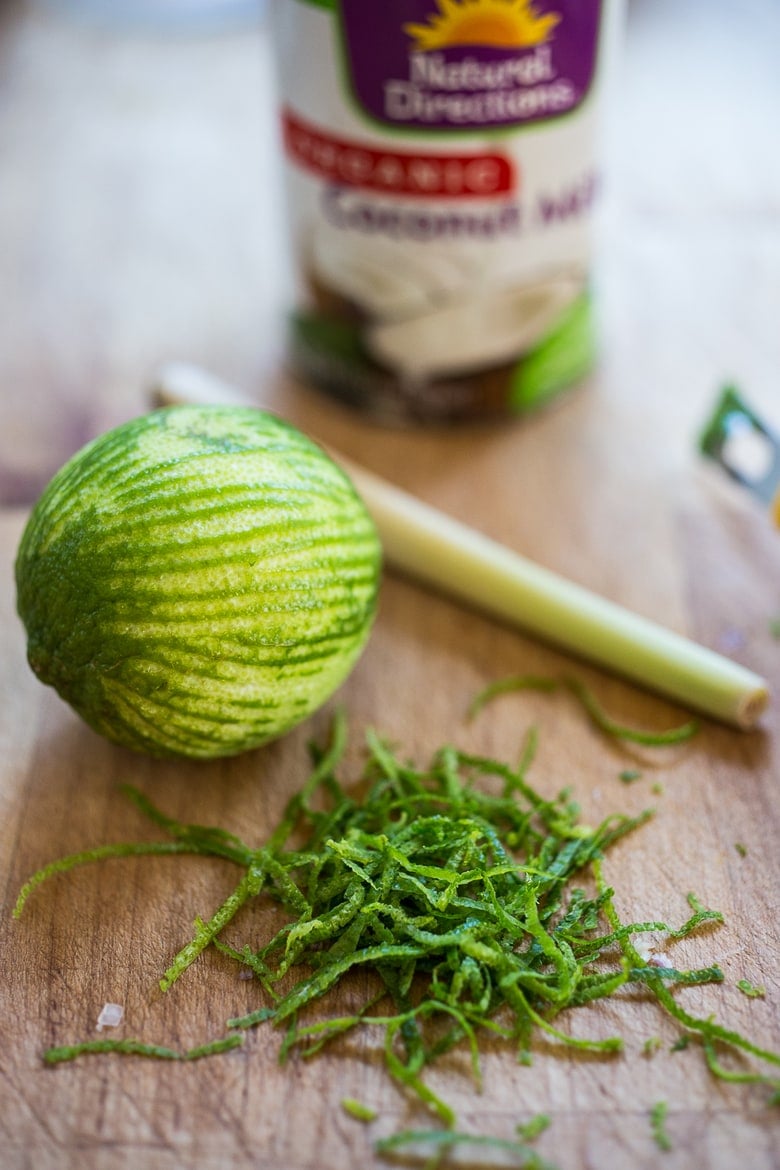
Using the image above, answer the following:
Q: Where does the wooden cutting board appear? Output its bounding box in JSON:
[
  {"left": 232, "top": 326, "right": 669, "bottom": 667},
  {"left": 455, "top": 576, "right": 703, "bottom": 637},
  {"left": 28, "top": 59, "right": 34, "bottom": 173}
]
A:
[
  {"left": 1, "top": 431, "right": 778, "bottom": 1170},
  {"left": 1, "top": 5, "right": 779, "bottom": 1165}
]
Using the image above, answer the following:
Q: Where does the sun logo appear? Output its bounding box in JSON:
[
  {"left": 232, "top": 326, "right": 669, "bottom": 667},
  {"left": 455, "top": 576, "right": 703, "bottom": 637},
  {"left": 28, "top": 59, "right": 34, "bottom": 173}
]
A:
[{"left": 404, "top": 0, "right": 561, "bottom": 51}]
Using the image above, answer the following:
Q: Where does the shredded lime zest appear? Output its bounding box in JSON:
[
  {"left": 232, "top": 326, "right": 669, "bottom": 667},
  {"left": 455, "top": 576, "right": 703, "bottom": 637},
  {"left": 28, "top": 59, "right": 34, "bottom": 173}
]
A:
[
  {"left": 643, "top": 1037, "right": 662, "bottom": 1057},
  {"left": 737, "top": 980, "right": 766, "bottom": 999},
  {"left": 593, "top": 862, "right": 780, "bottom": 1090},
  {"left": 44, "top": 1034, "right": 243, "bottom": 1064},
  {"left": 468, "top": 675, "right": 699, "bottom": 746},
  {"left": 15, "top": 709, "right": 780, "bottom": 1141},
  {"left": 650, "top": 1100, "right": 672, "bottom": 1151},
  {"left": 734, "top": 842, "right": 748, "bottom": 858},
  {"left": 341, "top": 1098, "right": 377, "bottom": 1122}
]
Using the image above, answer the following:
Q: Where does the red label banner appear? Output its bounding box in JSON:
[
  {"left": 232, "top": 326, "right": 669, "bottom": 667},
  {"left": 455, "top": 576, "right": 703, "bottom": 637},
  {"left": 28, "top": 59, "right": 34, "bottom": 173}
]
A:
[{"left": 282, "top": 108, "right": 516, "bottom": 199}]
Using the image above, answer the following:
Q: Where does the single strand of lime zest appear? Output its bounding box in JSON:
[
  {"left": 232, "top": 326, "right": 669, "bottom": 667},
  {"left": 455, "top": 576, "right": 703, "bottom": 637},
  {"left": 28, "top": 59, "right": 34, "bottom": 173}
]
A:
[
  {"left": 504, "top": 984, "right": 624, "bottom": 1055},
  {"left": 43, "top": 1034, "right": 244, "bottom": 1065},
  {"left": 563, "top": 677, "right": 699, "bottom": 745},
  {"left": 13, "top": 841, "right": 198, "bottom": 919},
  {"left": 120, "top": 784, "right": 254, "bottom": 865},
  {"left": 516, "top": 1114, "right": 552, "bottom": 1142},
  {"left": 374, "top": 1127, "right": 560, "bottom": 1169},
  {"left": 44, "top": 1039, "right": 181, "bottom": 1064},
  {"left": 650, "top": 1100, "right": 673, "bottom": 1152},
  {"left": 468, "top": 673, "right": 699, "bottom": 746},
  {"left": 736, "top": 979, "right": 766, "bottom": 998},
  {"left": 183, "top": 1034, "right": 244, "bottom": 1060},
  {"left": 703, "top": 1036, "right": 779, "bottom": 1092},
  {"left": 467, "top": 674, "right": 559, "bottom": 720},
  {"left": 159, "top": 863, "right": 266, "bottom": 992},
  {"left": 383, "top": 1019, "right": 455, "bottom": 1127},
  {"left": 340, "top": 1098, "right": 377, "bottom": 1122}
]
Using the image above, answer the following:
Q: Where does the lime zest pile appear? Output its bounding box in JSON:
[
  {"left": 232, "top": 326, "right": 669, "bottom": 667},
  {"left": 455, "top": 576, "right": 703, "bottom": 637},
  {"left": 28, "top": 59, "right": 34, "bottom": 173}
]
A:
[
  {"left": 13, "top": 707, "right": 780, "bottom": 1160},
  {"left": 467, "top": 675, "right": 700, "bottom": 746}
]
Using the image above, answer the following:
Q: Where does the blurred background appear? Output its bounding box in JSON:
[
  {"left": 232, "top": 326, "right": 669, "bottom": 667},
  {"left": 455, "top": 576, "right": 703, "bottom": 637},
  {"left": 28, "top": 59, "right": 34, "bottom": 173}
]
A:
[{"left": 0, "top": 0, "right": 778, "bottom": 505}]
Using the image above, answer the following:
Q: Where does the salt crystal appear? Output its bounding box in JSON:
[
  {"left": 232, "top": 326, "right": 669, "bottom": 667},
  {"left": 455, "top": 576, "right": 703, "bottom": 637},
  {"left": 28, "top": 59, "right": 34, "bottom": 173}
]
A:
[
  {"left": 96, "top": 1003, "right": 124, "bottom": 1031},
  {"left": 633, "top": 937, "right": 654, "bottom": 962},
  {"left": 633, "top": 936, "right": 674, "bottom": 968}
]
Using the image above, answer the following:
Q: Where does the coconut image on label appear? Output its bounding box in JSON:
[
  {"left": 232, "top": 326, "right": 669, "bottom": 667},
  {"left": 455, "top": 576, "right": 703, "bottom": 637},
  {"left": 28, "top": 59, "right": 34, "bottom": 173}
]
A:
[
  {"left": 366, "top": 267, "right": 586, "bottom": 384},
  {"left": 271, "top": 0, "right": 612, "bottom": 421}
]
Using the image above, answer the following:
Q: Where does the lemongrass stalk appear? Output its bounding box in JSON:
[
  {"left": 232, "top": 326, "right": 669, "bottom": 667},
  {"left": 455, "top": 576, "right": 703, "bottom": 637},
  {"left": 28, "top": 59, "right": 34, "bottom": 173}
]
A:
[
  {"left": 151, "top": 363, "right": 769, "bottom": 730},
  {"left": 337, "top": 455, "right": 768, "bottom": 728}
]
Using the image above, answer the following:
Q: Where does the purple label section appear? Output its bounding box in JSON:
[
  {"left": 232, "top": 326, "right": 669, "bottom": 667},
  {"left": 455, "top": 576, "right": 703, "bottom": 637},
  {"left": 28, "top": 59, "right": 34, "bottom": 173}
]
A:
[{"left": 337, "top": 0, "right": 602, "bottom": 131}]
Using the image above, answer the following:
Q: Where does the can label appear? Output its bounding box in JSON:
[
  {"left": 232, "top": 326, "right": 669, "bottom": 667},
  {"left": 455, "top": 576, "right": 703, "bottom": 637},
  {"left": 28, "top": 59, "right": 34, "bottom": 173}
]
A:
[{"left": 273, "top": 0, "right": 611, "bottom": 422}]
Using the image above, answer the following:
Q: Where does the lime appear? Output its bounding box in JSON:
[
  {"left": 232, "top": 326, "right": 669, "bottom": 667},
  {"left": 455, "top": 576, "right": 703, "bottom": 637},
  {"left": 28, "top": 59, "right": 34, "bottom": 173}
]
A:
[{"left": 15, "top": 406, "right": 381, "bottom": 759}]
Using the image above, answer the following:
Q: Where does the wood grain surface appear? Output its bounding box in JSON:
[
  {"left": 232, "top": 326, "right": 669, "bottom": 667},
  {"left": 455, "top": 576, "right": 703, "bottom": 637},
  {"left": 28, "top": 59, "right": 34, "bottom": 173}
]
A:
[{"left": 1, "top": 1, "right": 779, "bottom": 1168}]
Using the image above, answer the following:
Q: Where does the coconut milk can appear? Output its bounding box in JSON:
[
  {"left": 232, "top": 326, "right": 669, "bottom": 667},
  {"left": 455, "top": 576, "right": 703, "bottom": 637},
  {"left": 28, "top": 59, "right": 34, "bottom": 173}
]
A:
[{"left": 271, "top": 0, "right": 618, "bottom": 423}]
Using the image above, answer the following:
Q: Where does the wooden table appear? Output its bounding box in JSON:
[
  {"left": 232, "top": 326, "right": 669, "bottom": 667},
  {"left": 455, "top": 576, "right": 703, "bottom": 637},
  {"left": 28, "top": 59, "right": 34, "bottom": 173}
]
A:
[{"left": 1, "top": 2, "right": 779, "bottom": 1167}]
